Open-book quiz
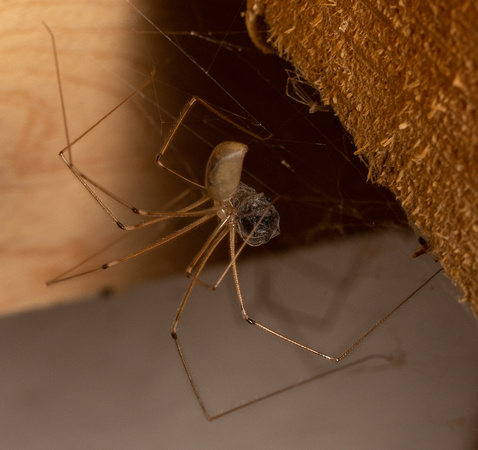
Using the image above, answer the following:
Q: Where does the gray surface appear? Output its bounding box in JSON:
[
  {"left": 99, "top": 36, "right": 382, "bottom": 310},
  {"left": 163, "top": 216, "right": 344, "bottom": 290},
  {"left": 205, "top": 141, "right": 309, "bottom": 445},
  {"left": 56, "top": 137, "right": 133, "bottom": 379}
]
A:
[{"left": 2, "top": 230, "right": 478, "bottom": 449}]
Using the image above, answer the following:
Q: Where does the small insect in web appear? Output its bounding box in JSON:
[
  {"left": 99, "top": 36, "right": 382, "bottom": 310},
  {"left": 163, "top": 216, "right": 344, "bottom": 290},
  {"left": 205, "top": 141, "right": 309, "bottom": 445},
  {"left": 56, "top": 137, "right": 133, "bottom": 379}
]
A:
[
  {"left": 44, "top": 23, "right": 443, "bottom": 421},
  {"left": 285, "top": 69, "right": 330, "bottom": 114}
]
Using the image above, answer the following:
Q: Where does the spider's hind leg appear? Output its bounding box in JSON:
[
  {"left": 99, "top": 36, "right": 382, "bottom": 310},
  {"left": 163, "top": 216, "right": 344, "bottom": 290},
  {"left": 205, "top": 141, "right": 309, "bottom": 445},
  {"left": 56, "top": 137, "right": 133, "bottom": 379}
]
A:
[{"left": 229, "top": 224, "right": 444, "bottom": 363}]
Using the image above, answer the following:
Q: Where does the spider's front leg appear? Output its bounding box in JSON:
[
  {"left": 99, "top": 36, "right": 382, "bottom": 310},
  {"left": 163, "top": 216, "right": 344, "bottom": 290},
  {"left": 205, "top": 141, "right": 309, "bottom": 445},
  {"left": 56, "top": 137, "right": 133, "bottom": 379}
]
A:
[
  {"left": 45, "top": 21, "right": 162, "bottom": 231},
  {"left": 155, "top": 95, "right": 271, "bottom": 189},
  {"left": 155, "top": 97, "right": 206, "bottom": 191},
  {"left": 59, "top": 150, "right": 217, "bottom": 231}
]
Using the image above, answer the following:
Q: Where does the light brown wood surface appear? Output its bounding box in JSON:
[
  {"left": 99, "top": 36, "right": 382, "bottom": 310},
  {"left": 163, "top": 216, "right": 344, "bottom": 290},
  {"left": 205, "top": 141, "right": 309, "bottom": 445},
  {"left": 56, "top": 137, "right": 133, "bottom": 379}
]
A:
[{"left": 1, "top": 1, "right": 176, "bottom": 315}]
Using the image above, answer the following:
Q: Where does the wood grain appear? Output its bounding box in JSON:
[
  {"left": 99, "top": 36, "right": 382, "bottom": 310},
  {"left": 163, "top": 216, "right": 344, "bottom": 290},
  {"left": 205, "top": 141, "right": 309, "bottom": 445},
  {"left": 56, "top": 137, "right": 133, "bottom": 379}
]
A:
[{"left": 1, "top": 0, "right": 181, "bottom": 315}]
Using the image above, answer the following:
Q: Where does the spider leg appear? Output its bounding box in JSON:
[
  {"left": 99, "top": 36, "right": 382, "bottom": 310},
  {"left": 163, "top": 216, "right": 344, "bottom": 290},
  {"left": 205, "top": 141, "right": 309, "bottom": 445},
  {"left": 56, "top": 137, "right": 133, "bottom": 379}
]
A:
[
  {"left": 45, "top": 20, "right": 154, "bottom": 168},
  {"left": 76, "top": 169, "right": 210, "bottom": 215},
  {"left": 229, "top": 227, "right": 444, "bottom": 362},
  {"left": 63, "top": 157, "right": 220, "bottom": 229},
  {"left": 185, "top": 219, "right": 231, "bottom": 289},
  {"left": 155, "top": 95, "right": 272, "bottom": 188},
  {"left": 169, "top": 223, "right": 234, "bottom": 334},
  {"left": 171, "top": 317, "right": 213, "bottom": 420},
  {"left": 203, "top": 194, "right": 281, "bottom": 290},
  {"left": 170, "top": 208, "right": 280, "bottom": 420},
  {"left": 47, "top": 23, "right": 218, "bottom": 230},
  {"left": 59, "top": 153, "right": 217, "bottom": 230},
  {"left": 47, "top": 212, "right": 217, "bottom": 285},
  {"left": 170, "top": 216, "right": 428, "bottom": 421},
  {"left": 170, "top": 222, "right": 235, "bottom": 420},
  {"left": 155, "top": 97, "right": 206, "bottom": 190}
]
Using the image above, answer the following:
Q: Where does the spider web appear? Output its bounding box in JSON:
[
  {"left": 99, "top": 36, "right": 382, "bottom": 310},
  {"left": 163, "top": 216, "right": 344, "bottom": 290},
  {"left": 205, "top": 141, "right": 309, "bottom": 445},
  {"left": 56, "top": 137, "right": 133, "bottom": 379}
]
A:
[
  {"left": 111, "top": 0, "right": 445, "bottom": 417},
  {"left": 126, "top": 0, "right": 407, "bottom": 247},
  {"left": 46, "top": 0, "right": 478, "bottom": 423},
  {"left": 52, "top": 0, "right": 409, "bottom": 287}
]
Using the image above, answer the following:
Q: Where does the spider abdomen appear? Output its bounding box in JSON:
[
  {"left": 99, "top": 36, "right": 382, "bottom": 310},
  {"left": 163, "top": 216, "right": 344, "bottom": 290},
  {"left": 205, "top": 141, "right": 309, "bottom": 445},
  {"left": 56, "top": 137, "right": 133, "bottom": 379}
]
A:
[{"left": 205, "top": 141, "right": 248, "bottom": 202}]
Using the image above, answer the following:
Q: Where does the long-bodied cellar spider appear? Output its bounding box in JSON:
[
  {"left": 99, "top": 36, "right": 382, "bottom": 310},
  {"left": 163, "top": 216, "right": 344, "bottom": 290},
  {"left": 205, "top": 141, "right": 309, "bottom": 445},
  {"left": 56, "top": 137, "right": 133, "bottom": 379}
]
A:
[{"left": 44, "top": 23, "right": 442, "bottom": 421}]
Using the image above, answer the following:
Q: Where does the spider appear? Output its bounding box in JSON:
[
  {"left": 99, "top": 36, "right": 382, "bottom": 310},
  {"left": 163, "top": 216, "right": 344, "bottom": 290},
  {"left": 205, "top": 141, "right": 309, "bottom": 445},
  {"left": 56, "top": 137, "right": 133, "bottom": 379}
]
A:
[
  {"left": 45, "top": 24, "right": 442, "bottom": 421},
  {"left": 285, "top": 69, "right": 329, "bottom": 114}
]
